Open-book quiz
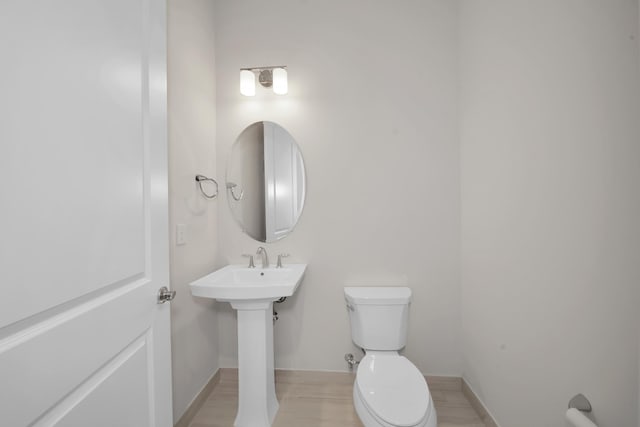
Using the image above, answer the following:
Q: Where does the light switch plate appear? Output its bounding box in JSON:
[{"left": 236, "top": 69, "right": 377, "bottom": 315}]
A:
[{"left": 176, "top": 223, "right": 187, "bottom": 245}]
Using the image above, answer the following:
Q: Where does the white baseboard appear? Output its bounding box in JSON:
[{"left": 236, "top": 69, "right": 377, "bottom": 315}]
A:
[
  {"left": 174, "top": 369, "right": 221, "bottom": 427},
  {"left": 462, "top": 378, "right": 501, "bottom": 427}
]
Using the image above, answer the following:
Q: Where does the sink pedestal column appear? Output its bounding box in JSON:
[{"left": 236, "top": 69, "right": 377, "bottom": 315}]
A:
[{"left": 229, "top": 299, "right": 278, "bottom": 427}]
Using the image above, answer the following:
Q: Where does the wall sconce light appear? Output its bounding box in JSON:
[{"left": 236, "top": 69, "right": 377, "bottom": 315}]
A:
[{"left": 240, "top": 66, "right": 287, "bottom": 96}]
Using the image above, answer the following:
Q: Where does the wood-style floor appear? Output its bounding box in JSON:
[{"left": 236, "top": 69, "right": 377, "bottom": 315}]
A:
[{"left": 189, "top": 369, "right": 486, "bottom": 427}]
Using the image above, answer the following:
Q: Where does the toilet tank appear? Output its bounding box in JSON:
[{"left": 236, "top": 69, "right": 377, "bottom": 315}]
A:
[{"left": 344, "top": 287, "right": 411, "bottom": 351}]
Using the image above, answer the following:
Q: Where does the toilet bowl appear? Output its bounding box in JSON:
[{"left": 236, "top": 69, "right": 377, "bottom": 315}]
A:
[
  {"left": 353, "top": 353, "right": 436, "bottom": 427},
  {"left": 344, "top": 287, "right": 437, "bottom": 427}
]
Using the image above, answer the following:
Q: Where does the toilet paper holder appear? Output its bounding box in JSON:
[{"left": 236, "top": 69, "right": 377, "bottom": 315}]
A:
[{"left": 568, "top": 394, "right": 592, "bottom": 413}]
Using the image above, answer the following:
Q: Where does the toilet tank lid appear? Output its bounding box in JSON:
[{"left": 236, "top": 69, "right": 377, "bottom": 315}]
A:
[{"left": 344, "top": 287, "right": 411, "bottom": 305}]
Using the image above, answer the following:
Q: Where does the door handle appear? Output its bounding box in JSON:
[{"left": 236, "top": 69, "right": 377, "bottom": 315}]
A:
[{"left": 157, "top": 286, "right": 176, "bottom": 304}]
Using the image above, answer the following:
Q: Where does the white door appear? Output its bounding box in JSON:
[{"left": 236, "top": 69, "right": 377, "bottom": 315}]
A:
[
  {"left": 264, "top": 123, "right": 304, "bottom": 242},
  {"left": 0, "top": 1, "right": 172, "bottom": 426}
]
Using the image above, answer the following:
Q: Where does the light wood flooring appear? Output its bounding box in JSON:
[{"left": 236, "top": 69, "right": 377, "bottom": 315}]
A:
[{"left": 189, "top": 369, "right": 486, "bottom": 427}]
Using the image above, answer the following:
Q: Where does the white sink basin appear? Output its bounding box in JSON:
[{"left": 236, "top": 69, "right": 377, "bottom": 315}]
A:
[{"left": 190, "top": 263, "right": 307, "bottom": 301}]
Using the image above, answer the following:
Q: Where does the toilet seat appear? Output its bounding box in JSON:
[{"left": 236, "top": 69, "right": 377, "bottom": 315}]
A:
[{"left": 355, "top": 354, "right": 431, "bottom": 427}]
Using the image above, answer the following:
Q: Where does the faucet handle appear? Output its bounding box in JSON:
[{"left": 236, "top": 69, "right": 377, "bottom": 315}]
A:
[
  {"left": 276, "top": 253, "right": 290, "bottom": 268},
  {"left": 241, "top": 254, "right": 255, "bottom": 268}
]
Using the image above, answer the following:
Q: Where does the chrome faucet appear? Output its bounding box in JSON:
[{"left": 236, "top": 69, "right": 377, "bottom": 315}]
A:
[
  {"left": 276, "top": 253, "right": 289, "bottom": 268},
  {"left": 256, "top": 246, "right": 269, "bottom": 268}
]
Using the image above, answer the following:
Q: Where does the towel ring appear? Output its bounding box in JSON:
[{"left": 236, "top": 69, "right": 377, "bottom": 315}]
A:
[
  {"left": 226, "top": 182, "right": 244, "bottom": 201},
  {"left": 195, "top": 175, "right": 218, "bottom": 199}
]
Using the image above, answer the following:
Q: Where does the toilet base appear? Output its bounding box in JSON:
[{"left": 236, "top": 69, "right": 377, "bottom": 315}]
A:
[{"left": 353, "top": 382, "right": 437, "bottom": 427}]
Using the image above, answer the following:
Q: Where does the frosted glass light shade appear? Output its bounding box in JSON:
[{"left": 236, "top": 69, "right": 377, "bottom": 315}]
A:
[
  {"left": 272, "top": 68, "right": 288, "bottom": 95},
  {"left": 240, "top": 70, "right": 255, "bottom": 96}
]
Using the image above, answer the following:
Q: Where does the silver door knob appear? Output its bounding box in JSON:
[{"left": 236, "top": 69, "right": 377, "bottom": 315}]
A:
[{"left": 157, "top": 286, "right": 176, "bottom": 304}]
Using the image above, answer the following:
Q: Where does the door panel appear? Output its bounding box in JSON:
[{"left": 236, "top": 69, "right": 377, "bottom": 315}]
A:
[
  {"left": 37, "top": 334, "right": 151, "bottom": 427},
  {"left": 0, "top": 281, "right": 151, "bottom": 426},
  {"left": 0, "top": 0, "right": 172, "bottom": 426},
  {"left": 0, "top": 0, "right": 146, "bottom": 328},
  {"left": 264, "top": 123, "right": 302, "bottom": 241}
]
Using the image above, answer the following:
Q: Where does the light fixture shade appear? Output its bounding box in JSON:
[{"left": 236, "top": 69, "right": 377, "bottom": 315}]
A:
[
  {"left": 240, "top": 70, "right": 255, "bottom": 96},
  {"left": 272, "top": 67, "right": 288, "bottom": 95}
]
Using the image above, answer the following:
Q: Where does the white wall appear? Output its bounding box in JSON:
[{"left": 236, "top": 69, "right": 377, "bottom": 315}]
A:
[
  {"left": 168, "top": 0, "right": 219, "bottom": 422},
  {"left": 213, "top": 0, "right": 462, "bottom": 375},
  {"left": 459, "top": 1, "right": 640, "bottom": 426}
]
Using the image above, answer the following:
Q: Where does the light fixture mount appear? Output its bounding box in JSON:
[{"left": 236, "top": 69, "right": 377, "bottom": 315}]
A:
[
  {"left": 239, "top": 66, "right": 287, "bottom": 96},
  {"left": 258, "top": 69, "right": 273, "bottom": 88}
]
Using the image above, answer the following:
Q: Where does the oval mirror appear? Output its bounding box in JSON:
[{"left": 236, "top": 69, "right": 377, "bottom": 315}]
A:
[{"left": 226, "top": 121, "right": 306, "bottom": 243}]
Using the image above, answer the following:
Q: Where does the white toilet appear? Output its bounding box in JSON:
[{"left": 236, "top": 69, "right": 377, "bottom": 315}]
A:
[{"left": 344, "top": 287, "right": 437, "bottom": 427}]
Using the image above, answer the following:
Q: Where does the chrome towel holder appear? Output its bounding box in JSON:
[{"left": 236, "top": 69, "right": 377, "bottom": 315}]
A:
[
  {"left": 226, "top": 181, "right": 244, "bottom": 201},
  {"left": 195, "top": 175, "right": 218, "bottom": 199}
]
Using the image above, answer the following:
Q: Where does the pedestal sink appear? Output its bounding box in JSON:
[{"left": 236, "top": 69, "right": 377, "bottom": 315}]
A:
[{"left": 189, "top": 264, "right": 307, "bottom": 427}]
